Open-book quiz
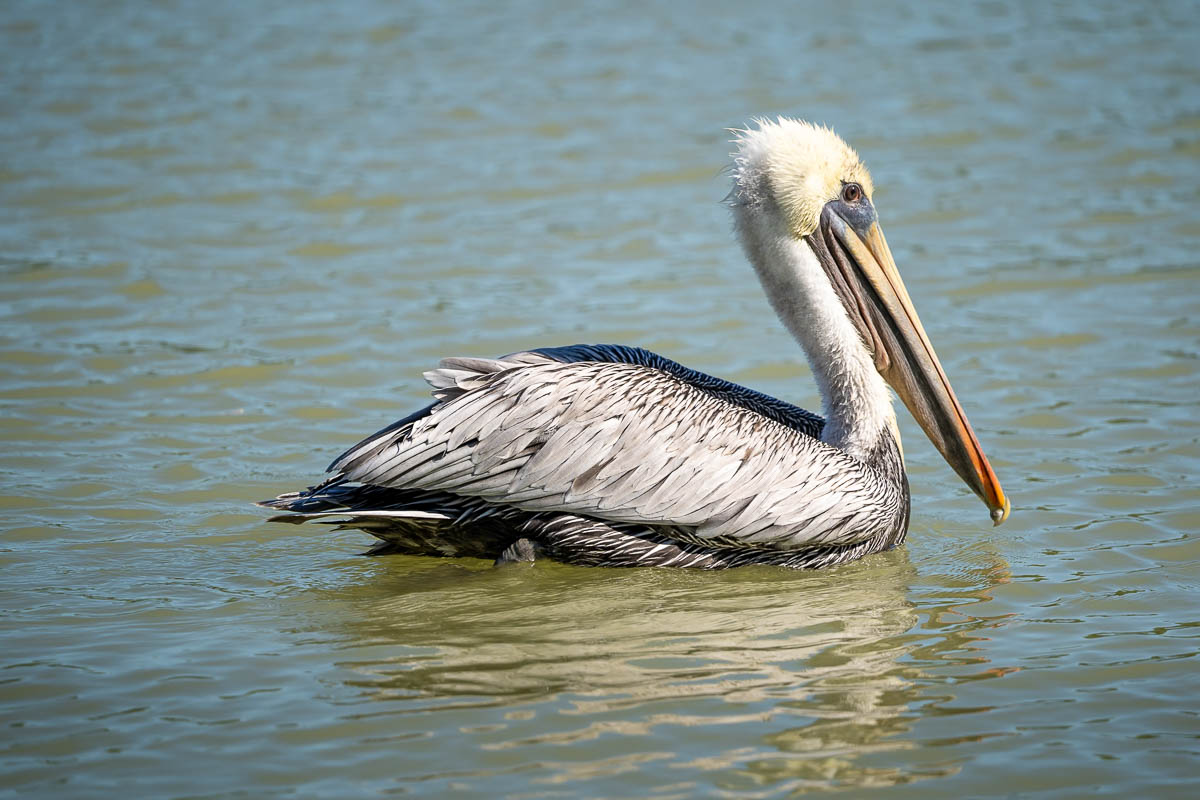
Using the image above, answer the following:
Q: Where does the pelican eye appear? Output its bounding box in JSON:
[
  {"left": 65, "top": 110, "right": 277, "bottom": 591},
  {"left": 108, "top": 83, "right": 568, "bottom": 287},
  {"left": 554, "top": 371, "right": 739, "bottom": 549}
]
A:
[{"left": 841, "top": 182, "right": 863, "bottom": 203}]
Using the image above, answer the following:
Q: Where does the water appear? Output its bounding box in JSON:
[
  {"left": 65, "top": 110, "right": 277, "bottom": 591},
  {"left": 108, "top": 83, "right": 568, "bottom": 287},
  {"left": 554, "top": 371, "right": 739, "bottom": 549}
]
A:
[{"left": 2, "top": 0, "right": 1198, "bottom": 796}]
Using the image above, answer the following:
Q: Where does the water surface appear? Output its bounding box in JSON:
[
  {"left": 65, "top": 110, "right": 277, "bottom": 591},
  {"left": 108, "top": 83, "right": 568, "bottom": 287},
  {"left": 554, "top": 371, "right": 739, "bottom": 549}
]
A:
[{"left": 2, "top": 1, "right": 1198, "bottom": 797}]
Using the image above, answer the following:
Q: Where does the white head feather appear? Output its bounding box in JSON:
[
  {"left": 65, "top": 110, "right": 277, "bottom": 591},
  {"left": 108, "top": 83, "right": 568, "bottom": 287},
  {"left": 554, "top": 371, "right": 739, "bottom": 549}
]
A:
[
  {"left": 728, "top": 118, "right": 895, "bottom": 460},
  {"left": 730, "top": 118, "right": 874, "bottom": 238}
]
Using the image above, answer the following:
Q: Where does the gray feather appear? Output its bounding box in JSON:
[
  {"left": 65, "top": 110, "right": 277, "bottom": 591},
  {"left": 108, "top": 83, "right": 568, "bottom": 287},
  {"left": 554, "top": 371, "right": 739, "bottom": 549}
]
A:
[{"left": 312, "top": 345, "right": 904, "bottom": 553}]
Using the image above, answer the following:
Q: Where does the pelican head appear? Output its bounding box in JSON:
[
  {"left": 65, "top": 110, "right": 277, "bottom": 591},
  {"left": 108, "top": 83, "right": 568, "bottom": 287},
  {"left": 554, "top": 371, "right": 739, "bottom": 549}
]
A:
[{"left": 730, "top": 118, "right": 1009, "bottom": 525}]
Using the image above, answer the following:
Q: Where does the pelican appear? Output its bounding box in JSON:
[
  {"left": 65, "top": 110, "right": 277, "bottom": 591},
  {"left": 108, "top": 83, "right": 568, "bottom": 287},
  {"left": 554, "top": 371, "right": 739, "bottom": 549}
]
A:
[{"left": 261, "top": 118, "right": 1009, "bottom": 569}]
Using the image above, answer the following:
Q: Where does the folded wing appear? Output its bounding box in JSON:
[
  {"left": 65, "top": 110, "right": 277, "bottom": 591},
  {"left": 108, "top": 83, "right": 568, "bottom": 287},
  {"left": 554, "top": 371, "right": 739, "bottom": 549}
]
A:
[{"left": 331, "top": 350, "right": 899, "bottom": 549}]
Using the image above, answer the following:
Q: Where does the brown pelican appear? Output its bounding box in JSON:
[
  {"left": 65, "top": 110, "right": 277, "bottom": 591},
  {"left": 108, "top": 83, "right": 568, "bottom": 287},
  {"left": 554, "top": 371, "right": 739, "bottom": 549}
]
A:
[{"left": 261, "top": 118, "right": 1009, "bottom": 569}]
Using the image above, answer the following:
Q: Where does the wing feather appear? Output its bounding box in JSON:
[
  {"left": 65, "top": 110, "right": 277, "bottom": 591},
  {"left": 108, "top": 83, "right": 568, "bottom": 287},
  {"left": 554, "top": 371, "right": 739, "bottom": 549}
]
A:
[{"left": 331, "top": 356, "right": 896, "bottom": 549}]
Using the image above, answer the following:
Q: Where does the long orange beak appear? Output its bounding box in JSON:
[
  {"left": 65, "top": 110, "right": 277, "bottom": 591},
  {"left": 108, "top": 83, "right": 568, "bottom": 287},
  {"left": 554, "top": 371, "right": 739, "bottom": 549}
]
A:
[{"left": 824, "top": 211, "right": 1010, "bottom": 525}]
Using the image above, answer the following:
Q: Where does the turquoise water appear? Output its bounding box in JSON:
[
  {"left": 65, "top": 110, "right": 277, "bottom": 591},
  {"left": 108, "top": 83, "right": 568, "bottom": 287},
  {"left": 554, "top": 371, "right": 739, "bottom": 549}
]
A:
[{"left": 2, "top": 1, "right": 1198, "bottom": 796}]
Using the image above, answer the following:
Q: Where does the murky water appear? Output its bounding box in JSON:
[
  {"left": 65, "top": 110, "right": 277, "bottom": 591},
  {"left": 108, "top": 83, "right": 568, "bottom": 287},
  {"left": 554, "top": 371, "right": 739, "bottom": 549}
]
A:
[{"left": 3, "top": 0, "right": 1198, "bottom": 796}]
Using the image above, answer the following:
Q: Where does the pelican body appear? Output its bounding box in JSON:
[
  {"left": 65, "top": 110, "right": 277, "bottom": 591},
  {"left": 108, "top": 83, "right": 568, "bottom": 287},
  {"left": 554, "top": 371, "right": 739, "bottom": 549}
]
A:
[{"left": 261, "top": 119, "right": 1009, "bottom": 569}]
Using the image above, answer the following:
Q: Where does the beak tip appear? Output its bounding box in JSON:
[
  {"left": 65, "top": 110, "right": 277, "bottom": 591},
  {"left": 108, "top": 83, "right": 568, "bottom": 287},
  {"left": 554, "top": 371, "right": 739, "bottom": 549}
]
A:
[{"left": 990, "top": 495, "right": 1011, "bottom": 527}]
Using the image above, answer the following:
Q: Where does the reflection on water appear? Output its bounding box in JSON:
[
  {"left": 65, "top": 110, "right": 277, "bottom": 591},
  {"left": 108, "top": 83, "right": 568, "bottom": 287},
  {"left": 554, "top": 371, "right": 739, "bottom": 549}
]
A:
[
  {"left": 288, "top": 548, "right": 1012, "bottom": 790},
  {"left": 2, "top": 0, "right": 1199, "bottom": 796}
]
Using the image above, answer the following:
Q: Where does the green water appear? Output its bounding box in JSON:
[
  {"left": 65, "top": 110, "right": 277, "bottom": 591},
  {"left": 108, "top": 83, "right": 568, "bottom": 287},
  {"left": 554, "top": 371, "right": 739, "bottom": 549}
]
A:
[{"left": 2, "top": 1, "right": 1198, "bottom": 797}]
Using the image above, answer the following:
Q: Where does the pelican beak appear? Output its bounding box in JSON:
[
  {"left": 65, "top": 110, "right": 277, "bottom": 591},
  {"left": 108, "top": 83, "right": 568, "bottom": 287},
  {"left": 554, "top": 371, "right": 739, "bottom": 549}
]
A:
[{"left": 819, "top": 209, "right": 1010, "bottom": 525}]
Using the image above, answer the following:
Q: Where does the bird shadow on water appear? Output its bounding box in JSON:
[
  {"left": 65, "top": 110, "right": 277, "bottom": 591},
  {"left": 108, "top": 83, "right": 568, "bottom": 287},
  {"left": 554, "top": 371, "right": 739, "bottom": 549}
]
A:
[{"left": 282, "top": 545, "right": 1014, "bottom": 790}]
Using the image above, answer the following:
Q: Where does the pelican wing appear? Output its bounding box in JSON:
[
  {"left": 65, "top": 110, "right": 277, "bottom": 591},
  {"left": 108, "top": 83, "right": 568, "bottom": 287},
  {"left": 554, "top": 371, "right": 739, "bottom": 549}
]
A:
[{"left": 330, "top": 349, "right": 900, "bottom": 549}]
